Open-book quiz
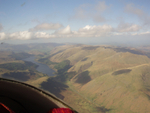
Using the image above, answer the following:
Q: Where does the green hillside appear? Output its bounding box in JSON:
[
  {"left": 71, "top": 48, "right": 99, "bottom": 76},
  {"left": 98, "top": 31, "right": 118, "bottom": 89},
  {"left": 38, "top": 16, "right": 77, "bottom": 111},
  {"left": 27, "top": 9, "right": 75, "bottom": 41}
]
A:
[{"left": 42, "top": 45, "right": 150, "bottom": 113}]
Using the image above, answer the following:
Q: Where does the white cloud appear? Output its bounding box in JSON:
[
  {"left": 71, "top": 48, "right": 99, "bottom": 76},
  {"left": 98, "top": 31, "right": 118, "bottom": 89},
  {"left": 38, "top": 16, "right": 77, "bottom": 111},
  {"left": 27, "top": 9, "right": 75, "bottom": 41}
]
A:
[
  {"left": 0, "top": 23, "right": 146, "bottom": 40},
  {"left": 132, "top": 31, "right": 150, "bottom": 36},
  {"left": 34, "top": 32, "right": 55, "bottom": 38},
  {"left": 117, "top": 23, "right": 141, "bottom": 32},
  {"left": 0, "top": 32, "right": 6, "bottom": 40},
  {"left": 113, "top": 32, "right": 123, "bottom": 36},
  {"left": 8, "top": 31, "right": 57, "bottom": 40},
  {"left": 79, "top": 25, "right": 113, "bottom": 32},
  {"left": 33, "top": 24, "right": 114, "bottom": 38},
  {"left": 139, "top": 31, "right": 150, "bottom": 35},
  {"left": 9, "top": 31, "right": 33, "bottom": 40},
  {"left": 73, "top": 25, "right": 113, "bottom": 37},
  {"left": 54, "top": 25, "right": 72, "bottom": 35},
  {"left": 0, "top": 31, "right": 56, "bottom": 40},
  {"left": 29, "top": 23, "right": 63, "bottom": 31}
]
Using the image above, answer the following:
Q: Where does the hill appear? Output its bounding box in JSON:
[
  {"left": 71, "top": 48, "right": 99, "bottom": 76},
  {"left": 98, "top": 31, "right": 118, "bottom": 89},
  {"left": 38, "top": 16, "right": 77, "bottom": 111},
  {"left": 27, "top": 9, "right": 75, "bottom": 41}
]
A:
[{"left": 38, "top": 45, "right": 150, "bottom": 113}]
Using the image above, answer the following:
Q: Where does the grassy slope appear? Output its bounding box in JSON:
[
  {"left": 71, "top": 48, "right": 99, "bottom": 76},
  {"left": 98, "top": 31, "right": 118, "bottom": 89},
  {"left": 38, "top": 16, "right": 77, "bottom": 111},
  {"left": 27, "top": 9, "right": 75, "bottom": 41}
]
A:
[
  {"left": 27, "top": 76, "right": 104, "bottom": 113},
  {"left": 48, "top": 45, "right": 150, "bottom": 113}
]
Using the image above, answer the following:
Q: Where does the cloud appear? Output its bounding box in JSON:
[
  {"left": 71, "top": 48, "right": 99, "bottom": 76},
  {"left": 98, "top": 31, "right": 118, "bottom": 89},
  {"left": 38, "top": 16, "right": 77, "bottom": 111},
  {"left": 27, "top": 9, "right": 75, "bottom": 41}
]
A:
[
  {"left": 70, "top": 1, "right": 109, "bottom": 23},
  {"left": 0, "top": 23, "right": 146, "bottom": 40},
  {"left": 93, "top": 15, "right": 106, "bottom": 23},
  {"left": 125, "top": 4, "right": 144, "bottom": 17},
  {"left": 117, "top": 23, "right": 141, "bottom": 32},
  {"left": 124, "top": 3, "right": 150, "bottom": 26},
  {"left": 0, "top": 31, "right": 56, "bottom": 40},
  {"left": 0, "top": 32, "right": 6, "bottom": 40},
  {"left": 34, "top": 32, "right": 56, "bottom": 38},
  {"left": 52, "top": 25, "right": 74, "bottom": 38},
  {"left": 53, "top": 25, "right": 114, "bottom": 38},
  {"left": 9, "top": 31, "right": 33, "bottom": 40},
  {"left": 79, "top": 25, "right": 113, "bottom": 33},
  {"left": 0, "top": 24, "right": 3, "bottom": 31},
  {"left": 54, "top": 24, "right": 114, "bottom": 38},
  {"left": 95, "top": 1, "right": 109, "bottom": 13},
  {"left": 54, "top": 25, "right": 72, "bottom": 35},
  {"left": 75, "top": 25, "right": 113, "bottom": 37},
  {"left": 70, "top": 4, "right": 90, "bottom": 20},
  {"left": 132, "top": 31, "right": 150, "bottom": 36},
  {"left": 29, "top": 23, "right": 63, "bottom": 31},
  {"left": 92, "top": 1, "right": 110, "bottom": 23},
  {"left": 8, "top": 31, "right": 57, "bottom": 40}
]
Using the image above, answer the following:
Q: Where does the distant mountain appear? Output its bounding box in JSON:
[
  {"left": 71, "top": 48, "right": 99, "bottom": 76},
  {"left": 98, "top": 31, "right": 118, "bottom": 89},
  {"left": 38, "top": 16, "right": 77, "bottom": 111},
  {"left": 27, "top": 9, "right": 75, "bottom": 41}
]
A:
[
  {"left": 137, "top": 45, "right": 150, "bottom": 52},
  {"left": 0, "top": 42, "right": 64, "bottom": 52},
  {"left": 44, "top": 44, "right": 150, "bottom": 113}
]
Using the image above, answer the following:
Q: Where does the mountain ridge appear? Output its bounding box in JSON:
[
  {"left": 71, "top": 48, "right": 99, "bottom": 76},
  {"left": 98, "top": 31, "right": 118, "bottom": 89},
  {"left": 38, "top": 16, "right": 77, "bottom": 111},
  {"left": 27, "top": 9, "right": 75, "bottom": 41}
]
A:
[{"left": 43, "top": 44, "right": 150, "bottom": 112}]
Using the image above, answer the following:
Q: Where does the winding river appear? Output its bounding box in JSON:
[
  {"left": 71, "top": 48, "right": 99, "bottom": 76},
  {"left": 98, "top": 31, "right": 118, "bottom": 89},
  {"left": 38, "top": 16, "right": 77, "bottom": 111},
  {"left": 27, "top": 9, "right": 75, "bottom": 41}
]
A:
[{"left": 23, "top": 56, "right": 55, "bottom": 76}]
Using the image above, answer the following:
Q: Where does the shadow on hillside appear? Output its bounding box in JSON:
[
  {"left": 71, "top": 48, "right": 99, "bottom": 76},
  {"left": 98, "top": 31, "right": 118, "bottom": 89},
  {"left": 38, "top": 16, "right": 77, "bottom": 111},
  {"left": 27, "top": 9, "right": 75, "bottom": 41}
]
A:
[
  {"left": 78, "top": 62, "right": 93, "bottom": 73},
  {"left": 49, "top": 50, "right": 64, "bottom": 57},
  {"left": 82, "top": 46, "right": 99, "bottom": 50},
  {"left": 104, "top": 47, "right": 145, "bottom": 56},
  {"left": 9, "top": 52, "right": 32, "bottom": 60},
  {"left": 112, "top": 69, "right": 132, "bottom": 75},
  {"left": 75, "top": 71, "right": 91, "bottom": 85},
  {"left": 54, "top": 71, "right": 77, "bottom": 82},
  {"left": 81, "top": 57, "right": 88, "bottom": 61},
  {"left": 0, "top": 61, "right": 38, "bottom": 71},
  {"left": 103, "top": 46, "right": 148, "bottom": 56},
  {"left": 41, "top": 78, "right": 68, "bottom": 100},
  {"left": 96, "top": 106, "right": 111, "bottom": 113},
  {"left": 114, "top": 47, "right": 145, "bottom": 55},
  {"left": 2, "top": 72, "right": 31, "bottom": 81},
  {"left": 141, "top": 89, "right": 150, "bottom": 101}
]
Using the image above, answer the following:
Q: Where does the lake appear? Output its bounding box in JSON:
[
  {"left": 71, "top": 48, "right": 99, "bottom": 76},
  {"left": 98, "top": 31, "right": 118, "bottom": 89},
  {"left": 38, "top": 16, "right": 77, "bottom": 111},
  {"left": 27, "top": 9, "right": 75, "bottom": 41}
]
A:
[{"left": 23, "top": 56, "right": 55, "bottom": 76}]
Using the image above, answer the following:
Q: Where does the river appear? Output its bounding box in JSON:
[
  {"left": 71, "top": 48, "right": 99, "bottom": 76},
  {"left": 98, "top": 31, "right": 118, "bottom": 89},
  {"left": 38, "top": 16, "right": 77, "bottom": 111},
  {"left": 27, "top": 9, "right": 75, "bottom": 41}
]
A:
[{"left": 23, "top": 56, "right": 55, "bottom": 76}]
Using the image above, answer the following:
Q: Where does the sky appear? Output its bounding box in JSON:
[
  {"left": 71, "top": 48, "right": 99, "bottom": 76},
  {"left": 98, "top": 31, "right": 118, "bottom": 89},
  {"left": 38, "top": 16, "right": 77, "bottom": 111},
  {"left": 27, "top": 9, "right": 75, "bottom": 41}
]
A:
[{"left": 0, "top": 0, "right": 150, "bottom": 45}]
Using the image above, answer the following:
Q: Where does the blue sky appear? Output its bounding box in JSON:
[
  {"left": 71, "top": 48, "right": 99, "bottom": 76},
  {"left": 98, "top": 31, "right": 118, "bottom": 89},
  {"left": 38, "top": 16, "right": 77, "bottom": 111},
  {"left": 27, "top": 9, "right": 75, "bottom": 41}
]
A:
[{"left": 0, "top": 0, "right": 150, "bottom": 45}]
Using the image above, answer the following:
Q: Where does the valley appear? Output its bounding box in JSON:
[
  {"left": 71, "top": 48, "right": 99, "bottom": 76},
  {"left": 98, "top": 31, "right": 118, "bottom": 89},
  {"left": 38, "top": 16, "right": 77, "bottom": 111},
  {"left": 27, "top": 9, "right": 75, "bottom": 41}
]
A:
[
  {"left": 1, "top": 43, "right": 150, "bottom": 112},
  {"left": 36, "top": 44, "right": 150, "bottom": 113}
]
